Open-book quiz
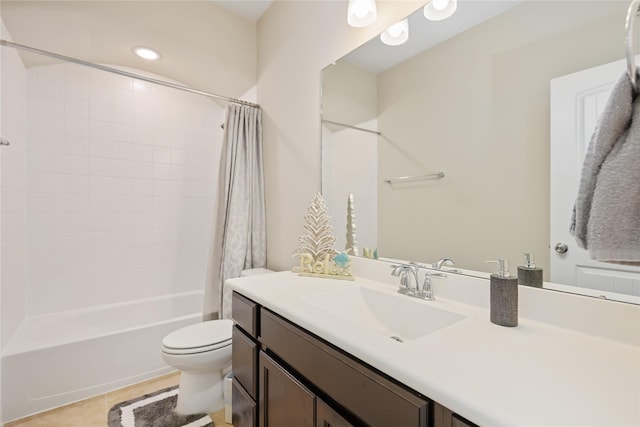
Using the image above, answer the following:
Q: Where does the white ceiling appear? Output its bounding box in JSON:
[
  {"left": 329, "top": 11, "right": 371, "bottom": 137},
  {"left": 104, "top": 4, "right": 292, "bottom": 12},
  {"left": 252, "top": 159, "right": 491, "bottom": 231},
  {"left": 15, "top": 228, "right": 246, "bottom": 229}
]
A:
[{"left": 214, "top": 0, "right": 272, "bottom": 21}]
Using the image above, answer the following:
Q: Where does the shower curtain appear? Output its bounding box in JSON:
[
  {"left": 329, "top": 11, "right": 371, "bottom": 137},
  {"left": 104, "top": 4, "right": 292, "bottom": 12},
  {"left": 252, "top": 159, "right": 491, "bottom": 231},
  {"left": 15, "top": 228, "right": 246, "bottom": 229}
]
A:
[{"left": 203, "top": 103, "right": 266, "bottom": 320}]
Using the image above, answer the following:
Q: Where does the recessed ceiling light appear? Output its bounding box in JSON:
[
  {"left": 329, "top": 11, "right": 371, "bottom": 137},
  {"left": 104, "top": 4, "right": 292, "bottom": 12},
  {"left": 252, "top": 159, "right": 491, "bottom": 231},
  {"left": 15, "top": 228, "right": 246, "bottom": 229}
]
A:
[{"left": 133, "top": 46, "right": 160, "bottom": 61}]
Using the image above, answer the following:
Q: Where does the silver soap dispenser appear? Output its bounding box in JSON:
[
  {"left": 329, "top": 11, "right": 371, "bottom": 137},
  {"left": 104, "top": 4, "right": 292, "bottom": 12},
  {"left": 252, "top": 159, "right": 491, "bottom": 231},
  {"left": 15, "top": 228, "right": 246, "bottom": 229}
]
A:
[
  {"left": 517, "top": 252, "right": 543, "bottom": 288},
  {"left": 487, "top": 258, "right": 518, "bottom": 327}
]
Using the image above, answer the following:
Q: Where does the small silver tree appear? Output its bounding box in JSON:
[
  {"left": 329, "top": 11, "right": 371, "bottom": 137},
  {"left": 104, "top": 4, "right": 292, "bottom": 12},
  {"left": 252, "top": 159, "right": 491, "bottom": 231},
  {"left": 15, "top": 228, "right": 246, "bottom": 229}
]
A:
[{"left": 293, "top": 193, "right": 338, "bottom": 263}]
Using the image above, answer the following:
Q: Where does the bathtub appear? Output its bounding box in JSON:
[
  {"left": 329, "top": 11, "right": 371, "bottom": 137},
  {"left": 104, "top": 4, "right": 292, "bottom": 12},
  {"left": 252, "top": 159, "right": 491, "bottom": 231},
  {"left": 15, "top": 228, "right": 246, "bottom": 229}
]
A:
[{"left": 1, "top": 291, "right": 203, "bottom": 422}]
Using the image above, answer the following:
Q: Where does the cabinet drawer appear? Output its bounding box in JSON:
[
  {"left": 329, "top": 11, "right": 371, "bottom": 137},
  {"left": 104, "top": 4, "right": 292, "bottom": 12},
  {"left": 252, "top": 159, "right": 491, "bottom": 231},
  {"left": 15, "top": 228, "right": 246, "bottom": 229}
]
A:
[
  {"left": 233, "top": 377, "right": 257, "bottom": 427},
  {"left": 233, "top": 325, "right": 258, "bottom": 399},
  {"left": 232, "top": 291, "right": 259, "bottom": 337},
  {"left": 260, "top": 309, "right": 430, "bottom": 427}
]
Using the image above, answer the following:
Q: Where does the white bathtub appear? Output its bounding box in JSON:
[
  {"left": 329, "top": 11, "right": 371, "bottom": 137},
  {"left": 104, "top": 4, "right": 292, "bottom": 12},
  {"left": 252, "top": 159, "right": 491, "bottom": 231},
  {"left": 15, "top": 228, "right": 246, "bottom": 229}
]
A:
[{"left": 1, "top": 291, "right": 203, "bottom": 422}]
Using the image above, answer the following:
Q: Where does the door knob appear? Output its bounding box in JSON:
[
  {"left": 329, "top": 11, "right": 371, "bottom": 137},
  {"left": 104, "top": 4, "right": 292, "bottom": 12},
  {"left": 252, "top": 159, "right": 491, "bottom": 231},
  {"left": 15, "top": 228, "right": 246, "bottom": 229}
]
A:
[{"left": 554, "top": 243, "right": 568, "bottom": 254}]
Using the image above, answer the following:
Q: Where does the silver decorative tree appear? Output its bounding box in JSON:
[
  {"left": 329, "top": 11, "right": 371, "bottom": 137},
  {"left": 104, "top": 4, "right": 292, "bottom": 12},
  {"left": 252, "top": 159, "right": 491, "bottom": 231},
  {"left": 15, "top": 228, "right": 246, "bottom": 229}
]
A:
[{"left": 293, "top": 193, "right": 338, "bottom": 262}]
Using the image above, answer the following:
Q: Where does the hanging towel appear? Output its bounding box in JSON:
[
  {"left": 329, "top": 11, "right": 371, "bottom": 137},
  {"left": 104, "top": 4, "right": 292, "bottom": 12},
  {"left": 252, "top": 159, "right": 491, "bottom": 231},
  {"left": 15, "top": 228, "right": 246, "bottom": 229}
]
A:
[{"left": 571, "top": 71, "right": 640, "bottom": 264}]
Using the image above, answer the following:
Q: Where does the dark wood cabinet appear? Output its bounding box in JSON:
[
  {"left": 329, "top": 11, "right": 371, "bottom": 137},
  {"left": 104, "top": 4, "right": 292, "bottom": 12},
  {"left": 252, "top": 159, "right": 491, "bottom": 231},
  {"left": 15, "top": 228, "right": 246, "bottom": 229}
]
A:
[
  {"left": 232, "top": 326, "right": 258, "bottom": 399},
  {"left": 259, "top": 351, "right": 316, "bottom": 427},
  {"left": 260, "top": 308, "right": 430, "bottom": 426},
  {"left": 316, "top": 399, "right": 353, "bottom": 427},
  {"left": 232, "top": 292, "right": 260, "bottom": 427},
  {"left": 232, "top": 292, "right": 259, "bottom": 337},
  {"left": 433, "top": 402, "right": 479, "bottom": 427},
  {"left": 231, "top": 291, "right": 478, "bottom": 427},
  {"left": 232, "top": 378, "right": 257, "bottom": 427}
]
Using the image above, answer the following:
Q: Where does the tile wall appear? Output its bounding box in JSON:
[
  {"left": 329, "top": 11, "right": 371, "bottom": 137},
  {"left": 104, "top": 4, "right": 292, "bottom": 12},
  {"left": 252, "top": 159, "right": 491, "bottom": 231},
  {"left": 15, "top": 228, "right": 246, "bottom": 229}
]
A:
[
  {"left": 0, "top": 22, "right": 28, "bottom": 350},
  {"left": 25, "top": 62, "right": 225, "bottom": 316}
]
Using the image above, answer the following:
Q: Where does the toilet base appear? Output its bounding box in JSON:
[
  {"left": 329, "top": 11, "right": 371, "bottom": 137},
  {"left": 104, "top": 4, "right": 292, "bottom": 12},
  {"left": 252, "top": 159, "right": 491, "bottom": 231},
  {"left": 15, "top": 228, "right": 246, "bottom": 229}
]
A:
[{"left": 175, "top": 370, "right": 224, "bottom": 415}]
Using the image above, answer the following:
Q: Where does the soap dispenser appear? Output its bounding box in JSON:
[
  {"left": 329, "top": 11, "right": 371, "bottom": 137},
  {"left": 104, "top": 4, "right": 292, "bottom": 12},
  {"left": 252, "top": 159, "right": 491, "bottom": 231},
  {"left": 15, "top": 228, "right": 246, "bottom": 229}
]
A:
[
  {"left": 518, "top": 253, "right": 543, "bottom": 288},
  {"left": 487, "top": 258, "right": 518, "bottom": 327}
]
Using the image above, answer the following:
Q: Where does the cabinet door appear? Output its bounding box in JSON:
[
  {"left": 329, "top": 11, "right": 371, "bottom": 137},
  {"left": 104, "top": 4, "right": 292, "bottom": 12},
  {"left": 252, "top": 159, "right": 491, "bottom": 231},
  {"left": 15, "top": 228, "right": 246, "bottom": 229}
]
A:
[
  {"left": 233, "top": 325, "right": 258, "bottom": 399},
  {"left": 233, "top": 378, "right": 257, "bottom": 427},
  {"left": 316, "top": 399, "right": 353, "bottom": 427},
  {"left": 259, "top": 351, "right": 315, "bottom": 427}
]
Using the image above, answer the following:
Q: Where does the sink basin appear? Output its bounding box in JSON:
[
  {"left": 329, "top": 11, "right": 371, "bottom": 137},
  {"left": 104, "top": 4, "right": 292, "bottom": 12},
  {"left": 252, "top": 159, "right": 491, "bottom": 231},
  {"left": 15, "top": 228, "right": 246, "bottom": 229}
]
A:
[{"left": 300, "top": 286, "right": 466, "bottom": 342}]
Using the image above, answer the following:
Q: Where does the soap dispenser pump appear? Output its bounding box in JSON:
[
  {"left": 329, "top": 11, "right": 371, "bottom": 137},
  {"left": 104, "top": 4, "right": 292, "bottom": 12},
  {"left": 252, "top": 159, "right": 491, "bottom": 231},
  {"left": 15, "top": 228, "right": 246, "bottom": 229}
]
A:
[
  {"left": 487, "top": 258, "right": 518, "bottom": 327},
  {"left": 518, "top": 252, "right": 543, "bottom": 288}
]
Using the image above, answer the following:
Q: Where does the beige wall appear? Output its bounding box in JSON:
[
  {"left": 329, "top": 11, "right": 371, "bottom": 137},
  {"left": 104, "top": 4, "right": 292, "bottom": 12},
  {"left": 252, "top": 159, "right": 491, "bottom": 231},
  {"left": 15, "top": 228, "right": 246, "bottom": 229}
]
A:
[
  {"left": 257, "top": 1, "right": 425, "bottom": 270},
  {"left": 322, "top": 60, "right": 378, "bottom": 125},
  {"left": 377, "top": 1, "right": 627, "bottom": 275}
]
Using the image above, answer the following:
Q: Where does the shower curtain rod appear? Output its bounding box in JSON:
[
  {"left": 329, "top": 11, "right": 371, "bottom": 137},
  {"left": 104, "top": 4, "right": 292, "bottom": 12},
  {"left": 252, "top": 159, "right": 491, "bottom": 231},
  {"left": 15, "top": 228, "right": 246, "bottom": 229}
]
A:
[{"left": 0, "top": 39, "right": 260, "bottom": 109}]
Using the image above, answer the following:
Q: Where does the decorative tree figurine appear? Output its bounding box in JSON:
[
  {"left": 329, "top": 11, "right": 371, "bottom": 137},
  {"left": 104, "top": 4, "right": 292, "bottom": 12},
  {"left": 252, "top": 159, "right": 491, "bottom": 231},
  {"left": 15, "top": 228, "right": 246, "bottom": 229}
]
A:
[
  {"left": 293, "top": 193, "right": 338, "bottom": 263},
  {"left": 345, "top": 193, "right": 359, "bottom": 256}
]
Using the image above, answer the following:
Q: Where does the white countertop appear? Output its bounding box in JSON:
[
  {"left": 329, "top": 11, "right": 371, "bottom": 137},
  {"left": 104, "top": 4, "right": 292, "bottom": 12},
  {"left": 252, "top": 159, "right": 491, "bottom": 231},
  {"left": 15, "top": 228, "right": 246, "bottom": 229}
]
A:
[{"left": 226, "top": 271, "right": 640, "bottom": 426}]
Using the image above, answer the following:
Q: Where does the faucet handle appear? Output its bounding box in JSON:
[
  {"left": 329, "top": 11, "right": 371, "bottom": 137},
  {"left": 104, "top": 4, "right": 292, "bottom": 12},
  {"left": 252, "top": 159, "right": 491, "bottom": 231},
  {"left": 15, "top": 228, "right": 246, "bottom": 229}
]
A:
[{"left": 416, "top": 272, "right": 434, "bottom": 300}]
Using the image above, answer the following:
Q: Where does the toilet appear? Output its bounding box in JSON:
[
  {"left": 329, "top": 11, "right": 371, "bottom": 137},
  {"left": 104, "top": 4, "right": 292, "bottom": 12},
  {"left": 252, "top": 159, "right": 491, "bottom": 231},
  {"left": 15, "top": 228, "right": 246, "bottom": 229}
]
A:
[
  {"left": 161, "top": 319, "right": 233, "bottom": 415},
  {"left": 161, "top": 267, "right": 274, "bottom": 415}
]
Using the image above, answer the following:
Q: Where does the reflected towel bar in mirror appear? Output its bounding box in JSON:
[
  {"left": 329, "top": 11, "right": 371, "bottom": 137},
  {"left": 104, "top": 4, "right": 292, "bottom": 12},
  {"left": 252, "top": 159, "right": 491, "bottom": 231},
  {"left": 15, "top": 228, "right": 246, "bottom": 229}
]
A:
[{"left": 384, "top": 172, "right": 445, "bottom": 184}]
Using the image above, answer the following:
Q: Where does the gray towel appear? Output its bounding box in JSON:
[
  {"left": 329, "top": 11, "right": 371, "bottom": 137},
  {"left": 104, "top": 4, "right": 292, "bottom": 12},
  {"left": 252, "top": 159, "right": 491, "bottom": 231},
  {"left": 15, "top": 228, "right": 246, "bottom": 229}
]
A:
[{"left": 571, "top": 71, "right": 640, "bottom": 264}]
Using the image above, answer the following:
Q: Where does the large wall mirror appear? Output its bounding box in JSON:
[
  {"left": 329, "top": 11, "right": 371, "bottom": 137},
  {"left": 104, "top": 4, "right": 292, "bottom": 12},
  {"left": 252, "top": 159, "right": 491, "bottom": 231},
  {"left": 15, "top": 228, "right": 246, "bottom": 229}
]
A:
[{"left": 321, "top": 0, "right": 640, "bottom": 304}]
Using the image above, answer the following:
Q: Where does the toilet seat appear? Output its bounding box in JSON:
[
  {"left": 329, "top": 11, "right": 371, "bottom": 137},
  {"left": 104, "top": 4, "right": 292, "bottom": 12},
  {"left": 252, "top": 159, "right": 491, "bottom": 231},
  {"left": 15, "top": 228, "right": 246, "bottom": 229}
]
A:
[{"left": 161, "top": 320, "right": 233, "bottom": 355}]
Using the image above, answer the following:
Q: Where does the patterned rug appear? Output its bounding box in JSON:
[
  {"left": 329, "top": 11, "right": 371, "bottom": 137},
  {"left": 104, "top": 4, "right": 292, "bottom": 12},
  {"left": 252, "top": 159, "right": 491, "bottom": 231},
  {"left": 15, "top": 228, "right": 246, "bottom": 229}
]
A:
[{"left": 107, "top": 385, "right": 214, "bottom": 427}]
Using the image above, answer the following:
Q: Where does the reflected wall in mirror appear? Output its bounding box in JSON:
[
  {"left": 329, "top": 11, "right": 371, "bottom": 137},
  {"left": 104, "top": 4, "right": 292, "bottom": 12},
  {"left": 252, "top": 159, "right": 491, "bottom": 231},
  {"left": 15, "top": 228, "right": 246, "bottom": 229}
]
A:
[{"left": 321, "top": 0, "right": 640, "bottom": 304}]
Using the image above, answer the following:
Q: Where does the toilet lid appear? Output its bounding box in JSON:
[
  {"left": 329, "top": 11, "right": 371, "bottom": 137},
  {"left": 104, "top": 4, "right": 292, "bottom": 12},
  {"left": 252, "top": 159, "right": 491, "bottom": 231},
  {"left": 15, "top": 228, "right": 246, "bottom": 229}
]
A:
[{"left": 162, "top": 320, "right": 233, "bottom": 354}]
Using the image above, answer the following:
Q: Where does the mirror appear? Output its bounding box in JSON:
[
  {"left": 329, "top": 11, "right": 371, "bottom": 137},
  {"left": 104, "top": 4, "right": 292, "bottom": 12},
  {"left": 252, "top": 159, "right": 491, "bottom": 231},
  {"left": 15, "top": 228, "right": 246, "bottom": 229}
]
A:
[{"left": 321, "top": 0, "right": 640, "bottom": 304}]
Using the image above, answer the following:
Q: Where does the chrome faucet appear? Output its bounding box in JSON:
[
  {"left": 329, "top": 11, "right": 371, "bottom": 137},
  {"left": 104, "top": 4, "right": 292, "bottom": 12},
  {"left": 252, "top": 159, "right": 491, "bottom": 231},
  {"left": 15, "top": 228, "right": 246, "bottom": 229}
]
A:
[
  {"left": 433, "top": 258, "right": 455, "bottom": 270},
  {"left": 391, "top": 264, "right": 434, "bottom": 300},
  {"left": 390, "top": 264, "right": 419, "bottom": 296}
]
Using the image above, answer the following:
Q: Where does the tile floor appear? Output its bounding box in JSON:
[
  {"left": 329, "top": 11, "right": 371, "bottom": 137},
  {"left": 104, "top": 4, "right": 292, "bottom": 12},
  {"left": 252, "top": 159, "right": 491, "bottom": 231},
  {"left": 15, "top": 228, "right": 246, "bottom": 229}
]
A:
[{"left": 4, "top": 372, "right": 232, "bottom": 427}]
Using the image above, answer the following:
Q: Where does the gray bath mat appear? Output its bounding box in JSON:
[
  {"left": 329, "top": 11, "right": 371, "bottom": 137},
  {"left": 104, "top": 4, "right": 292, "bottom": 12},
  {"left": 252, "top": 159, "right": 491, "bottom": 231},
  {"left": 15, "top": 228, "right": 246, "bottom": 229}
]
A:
[{"left": 107, "top": 385, "right": 214, "bottom": 427}]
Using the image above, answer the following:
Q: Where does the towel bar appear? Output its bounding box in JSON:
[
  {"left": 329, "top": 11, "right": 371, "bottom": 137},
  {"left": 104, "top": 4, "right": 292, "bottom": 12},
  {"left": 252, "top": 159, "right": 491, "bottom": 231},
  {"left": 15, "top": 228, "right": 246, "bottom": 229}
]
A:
[{"left": 384, "top": 172, "right": 445, "bottom": 184}]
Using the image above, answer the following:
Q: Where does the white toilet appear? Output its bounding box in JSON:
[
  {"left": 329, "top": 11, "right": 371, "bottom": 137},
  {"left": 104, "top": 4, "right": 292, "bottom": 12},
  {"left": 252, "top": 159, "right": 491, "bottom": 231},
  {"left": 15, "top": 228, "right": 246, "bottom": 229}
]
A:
[
  {"left": 161, "top": 268, "right": 273, "bottom": 415},
  {"left": 161, "top": 319, "right": 233, "bottom": 415}
]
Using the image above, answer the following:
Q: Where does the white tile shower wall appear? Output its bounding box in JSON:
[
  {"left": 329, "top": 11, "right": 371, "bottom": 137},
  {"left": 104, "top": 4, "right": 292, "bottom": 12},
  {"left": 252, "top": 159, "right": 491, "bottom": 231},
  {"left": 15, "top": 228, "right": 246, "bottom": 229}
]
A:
[
  {"left": 26, "top": 63, "right": 224, "bottom": 316},
  {"left": 0, "top": 20, "right": 29, "bottom": 349}
]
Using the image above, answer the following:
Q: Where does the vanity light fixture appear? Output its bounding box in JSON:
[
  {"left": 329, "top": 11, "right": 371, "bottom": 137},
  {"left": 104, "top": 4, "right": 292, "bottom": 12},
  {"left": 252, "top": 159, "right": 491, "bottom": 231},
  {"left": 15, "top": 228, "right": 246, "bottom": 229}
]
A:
[
  {"left": 347, "top": 0, "right": 377, "bottom": 28},
  {"left": 380, "top": 19, "right": 409, "bottom": 46},
  {"left": 132, "top": 46, "right": 160, "bottom": 61},
  {"left": 424, "top": 0, "right": 458, "bottom": 21}
]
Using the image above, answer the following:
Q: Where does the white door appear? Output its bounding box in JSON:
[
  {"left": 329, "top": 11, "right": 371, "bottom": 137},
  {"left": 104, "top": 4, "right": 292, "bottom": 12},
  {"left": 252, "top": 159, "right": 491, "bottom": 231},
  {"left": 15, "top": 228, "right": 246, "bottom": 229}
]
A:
[{"left": 550, "top": 58, "right": 640, "bottom": 297}]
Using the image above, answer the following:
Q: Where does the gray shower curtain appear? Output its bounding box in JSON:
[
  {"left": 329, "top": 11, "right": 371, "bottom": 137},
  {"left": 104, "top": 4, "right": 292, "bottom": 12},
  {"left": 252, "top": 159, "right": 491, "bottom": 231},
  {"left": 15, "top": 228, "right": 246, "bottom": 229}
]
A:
[{"left": 203, "top": 103, "right": 266, "bottom": 320}]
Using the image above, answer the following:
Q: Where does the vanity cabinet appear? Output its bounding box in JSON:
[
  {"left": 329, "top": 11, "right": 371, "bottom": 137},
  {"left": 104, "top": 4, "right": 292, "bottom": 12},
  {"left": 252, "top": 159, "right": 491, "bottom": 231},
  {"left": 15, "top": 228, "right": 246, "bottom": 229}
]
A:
[
  {"left": 232, "top": 292, "right": 260, "bottom": 427},
  {"left": 231, "top": 291, "right": 478, "bottom": 427}
]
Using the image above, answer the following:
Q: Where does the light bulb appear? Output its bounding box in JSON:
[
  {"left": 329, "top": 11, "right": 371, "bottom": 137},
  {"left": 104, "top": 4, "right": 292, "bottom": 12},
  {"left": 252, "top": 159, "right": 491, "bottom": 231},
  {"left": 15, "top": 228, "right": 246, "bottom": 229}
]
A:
[
  {"left": 424, "top": 0, "right": 457, "bottom": 21},
  {"left": 432, "top": 0, "right": 449, "bottom": 11},
  {"left": 347, "top": 0, "right": 377, "bottom": 27},
  {"left": 380, "top": 19, "right": 409, "bottom": 46},
  {"left": 354, "top": 4, "right": 368, "bottom": 18}
]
